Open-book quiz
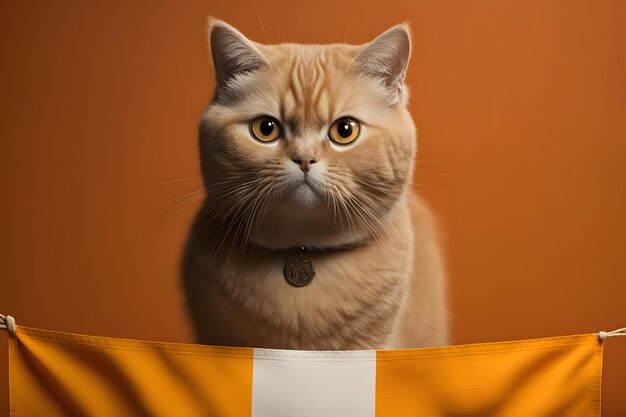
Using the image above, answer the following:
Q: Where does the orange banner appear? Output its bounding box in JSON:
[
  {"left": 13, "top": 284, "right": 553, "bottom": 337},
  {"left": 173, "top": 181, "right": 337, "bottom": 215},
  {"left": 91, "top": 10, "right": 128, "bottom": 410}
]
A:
[{"left": 4, "top": 322, "right": 609, "bottom": 416}]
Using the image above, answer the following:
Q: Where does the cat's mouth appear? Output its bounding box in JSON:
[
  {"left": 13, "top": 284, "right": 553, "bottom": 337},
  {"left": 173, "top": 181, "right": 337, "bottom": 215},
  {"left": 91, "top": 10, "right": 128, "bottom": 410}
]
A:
[
  {"left": 293, "top": 183, "right": 320, "bottom": 205},
  {"left": 285, "top": 178, "right": 323, "bottom": 208}
]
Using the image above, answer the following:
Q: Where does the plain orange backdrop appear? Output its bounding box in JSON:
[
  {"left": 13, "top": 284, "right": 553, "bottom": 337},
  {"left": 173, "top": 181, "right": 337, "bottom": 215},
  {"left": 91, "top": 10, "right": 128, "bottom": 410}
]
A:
[{"left": 0, "top": 1, "right": 624, "bottom": 415}]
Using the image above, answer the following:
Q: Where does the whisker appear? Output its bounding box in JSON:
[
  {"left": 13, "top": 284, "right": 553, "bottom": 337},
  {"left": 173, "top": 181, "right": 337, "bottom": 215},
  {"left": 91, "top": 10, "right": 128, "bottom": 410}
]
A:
[
  {"left": 416, "top": 172, "right": 456, "bottom": 176},
  {"left": 212, "top": 184, "right": 266, "bottom": 272},
  {"left": 149, "top": 174, "right": 202, "bottom": 186},
  {"left": 345, "top": 195, "right": 394, "bottom": 262},
  {"left": 239, "top": 182, "right": 274, "bottom": 259},
  {"left": 415, "top": 183, "right": 454, "bottom": 192},
  {"left": 327, "top": 172, "right": 403, "bottom": 263},
  {"left": 148, "top": 192, "right": 205, "bottom": 245},
  {"left": 330, "top": 183, "right": 355, "bottom": 233},
  {"left": 201, "top": 181, "right": 261, "bottom": 227},
  {"left": 416, "top": 156, "right": 454, "bottom": 163},
  {"left": 146, "top": 176, "right": 255, "bottom": 227},
  {"left": 199, "top": 176, "right": 279, "bottom": 272},
  {"left": 141, "top": 189, "right": 205, "bottom": 212},
  {"left": 201, "top": 194, "right": 253, "bottom": 272},
  {"left": 183, "top": 202, "right": 211, "bottom": 268},
  {"left": 343, "top": 19, "right": 353, "bottom": 44},
  {"left": 250, "top": 0, "right": 270, "bottom": 44}
]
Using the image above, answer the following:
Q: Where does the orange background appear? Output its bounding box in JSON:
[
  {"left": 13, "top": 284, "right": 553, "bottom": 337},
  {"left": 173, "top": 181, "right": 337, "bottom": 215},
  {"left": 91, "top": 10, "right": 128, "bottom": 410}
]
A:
[{"left": 0, "top": 1, "right": 624, "bottom": 415}]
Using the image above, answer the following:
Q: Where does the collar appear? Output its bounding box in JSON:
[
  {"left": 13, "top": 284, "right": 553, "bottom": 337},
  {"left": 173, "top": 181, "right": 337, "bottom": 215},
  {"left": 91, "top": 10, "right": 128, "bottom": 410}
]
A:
[{"left": 251, "top": 235, "right": 369, "bottom": 256}]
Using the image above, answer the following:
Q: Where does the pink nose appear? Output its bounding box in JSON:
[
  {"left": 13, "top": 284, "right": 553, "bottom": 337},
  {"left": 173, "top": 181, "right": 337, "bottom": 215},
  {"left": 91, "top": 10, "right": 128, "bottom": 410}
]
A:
[{"left": 291, "top": 158, "right": 318, "bottom": 173}]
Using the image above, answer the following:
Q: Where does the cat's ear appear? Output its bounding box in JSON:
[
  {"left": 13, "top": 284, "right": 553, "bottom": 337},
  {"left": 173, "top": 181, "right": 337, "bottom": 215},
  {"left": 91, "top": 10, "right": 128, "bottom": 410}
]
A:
[
  {"left": 353, "top": 24, "right": 411, "bottom": 103},
  {"left": 208, "top": 19, "right": 269, "bottom": 87}
]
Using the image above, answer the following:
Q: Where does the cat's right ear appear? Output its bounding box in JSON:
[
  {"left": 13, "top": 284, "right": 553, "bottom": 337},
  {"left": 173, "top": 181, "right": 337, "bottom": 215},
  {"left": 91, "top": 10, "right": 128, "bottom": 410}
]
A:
[
  {"left": 352, "top": 24, "right": 412, "bottom": 104},
  {"left": 208, "top": 19, "right": 269, "bottom": 87}
]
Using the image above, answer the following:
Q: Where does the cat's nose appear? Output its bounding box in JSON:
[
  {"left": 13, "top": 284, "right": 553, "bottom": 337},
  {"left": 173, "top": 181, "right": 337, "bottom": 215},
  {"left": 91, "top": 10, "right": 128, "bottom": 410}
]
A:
[{"left": 291, "top": 158, "right": 318, "bottom": 173}]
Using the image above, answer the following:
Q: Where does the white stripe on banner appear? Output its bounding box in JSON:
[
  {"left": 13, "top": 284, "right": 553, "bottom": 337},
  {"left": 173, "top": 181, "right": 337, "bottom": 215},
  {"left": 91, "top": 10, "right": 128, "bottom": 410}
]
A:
[{"left": 251, "top": 349, "right": 377, "bottom": 417}]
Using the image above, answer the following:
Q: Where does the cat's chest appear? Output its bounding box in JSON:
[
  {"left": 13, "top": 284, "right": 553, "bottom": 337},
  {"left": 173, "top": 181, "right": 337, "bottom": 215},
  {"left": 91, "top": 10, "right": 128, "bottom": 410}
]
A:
[{"left": 186, "top": 221, "right": 415, "bottom": 348}]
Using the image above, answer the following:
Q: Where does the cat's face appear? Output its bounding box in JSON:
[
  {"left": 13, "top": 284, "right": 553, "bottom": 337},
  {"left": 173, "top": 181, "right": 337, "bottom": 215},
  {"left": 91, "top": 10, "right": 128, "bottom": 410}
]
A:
[{"left": 199, "top": 21, "right": 416, "bottom": 249}]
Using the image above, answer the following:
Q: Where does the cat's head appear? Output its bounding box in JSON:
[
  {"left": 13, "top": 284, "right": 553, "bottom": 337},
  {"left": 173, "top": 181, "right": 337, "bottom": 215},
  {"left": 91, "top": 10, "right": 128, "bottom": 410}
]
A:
[{"left": 199, "top": 20, "right": 417, "bottom": 250}]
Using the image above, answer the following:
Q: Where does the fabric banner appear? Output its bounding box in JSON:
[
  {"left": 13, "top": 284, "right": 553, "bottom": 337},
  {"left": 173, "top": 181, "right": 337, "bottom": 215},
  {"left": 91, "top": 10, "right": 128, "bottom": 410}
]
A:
[{"left": 6, "top": 324, "right": 606, "bottom": 416}]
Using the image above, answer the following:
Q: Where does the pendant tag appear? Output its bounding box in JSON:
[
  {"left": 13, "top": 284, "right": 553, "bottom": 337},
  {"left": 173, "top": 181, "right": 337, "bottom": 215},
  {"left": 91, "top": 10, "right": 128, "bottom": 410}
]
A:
[{"left": 284, "top": 246, "right": 316, "bottom": 287}]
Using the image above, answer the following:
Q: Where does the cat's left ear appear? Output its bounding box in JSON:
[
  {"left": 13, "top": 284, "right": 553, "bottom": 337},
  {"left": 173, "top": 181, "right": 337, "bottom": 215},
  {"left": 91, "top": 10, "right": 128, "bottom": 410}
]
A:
[
  {"left": 352, "top": 24, "right": 411, "bottom": 104},
  {"left": 208, "top": 19, "right": 269, "bottom": 88}
]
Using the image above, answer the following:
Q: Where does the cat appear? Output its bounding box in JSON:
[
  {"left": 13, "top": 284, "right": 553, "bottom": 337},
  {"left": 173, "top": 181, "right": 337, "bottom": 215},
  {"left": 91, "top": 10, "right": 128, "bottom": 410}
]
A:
[{"left": 182, "top": 19, "right": 448, "bottom": 350}]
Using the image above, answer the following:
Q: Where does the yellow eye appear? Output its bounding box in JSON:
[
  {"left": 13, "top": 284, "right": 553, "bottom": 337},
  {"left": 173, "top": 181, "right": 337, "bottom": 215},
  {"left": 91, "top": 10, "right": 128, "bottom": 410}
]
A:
[
  {"left": 250, "top": 116, "right": 282, "bottom": 143},
  {"left": 328, "top": 118, "right": 361, "bottom": 145}
]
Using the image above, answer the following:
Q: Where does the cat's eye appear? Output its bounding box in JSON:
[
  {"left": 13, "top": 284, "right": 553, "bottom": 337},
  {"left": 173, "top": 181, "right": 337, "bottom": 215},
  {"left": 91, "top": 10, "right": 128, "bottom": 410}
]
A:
[
  {"left": 250, "top": 116, "right": 282, "bottom": 143},
  {"left": 328, "top": 118, "right": 361, "bottom": 145}
]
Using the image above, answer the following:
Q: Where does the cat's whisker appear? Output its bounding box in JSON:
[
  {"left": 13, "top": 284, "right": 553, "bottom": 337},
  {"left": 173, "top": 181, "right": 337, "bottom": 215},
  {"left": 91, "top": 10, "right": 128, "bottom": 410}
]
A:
[
  {"left": 202, "top": 192, "right": 255, "bottom": 272},
  {"left": 206, "top": 179, "right": 262, "bottom": 201},
  {"left": 329, "top": 174, "right": 356, "bottom": 229},
  {"left": 357, "top": 193, "right": 402, "bottom": 237},
  {"left": 202, "top": 176, "right": 280, "bottom": 269},
  {"left": 264, "top": 185, "right": 282, "bottom": 238},
  {"left": 324, "top": 186, "right": 345, "bottom": 231},
  {"left": 204, "top": 177, "right": 269, "bottom": 206},
  {"left": 171, "top": 190, "right": 249, "bottom": 268},
  {"left": 141, "top": 192, "right": 205, "bottom": 225},
  {"left": 141, "top": 189, "right": 206, "bottom": 213},
  {"left": 144, "top": 175, "right": 249, "bottom": 222},
  {"left": 342, "top": 53, "right": 359, "bottom": 75},
  {"left": 329, "top": 172, "right": 355, "bottom": 229},
  {"left": 345, "top": 194, "right": 394, "bottom": 262},
  {"left": 334, "top": 190, "right": 351, "bottom": 232},
  {"left": 331, "top": 183, "right": 359, "bottom": 234},
  {"left": 188, "top": 194, "right": 247, "bottom": 248},
  {"left": 198, "top": 178, "right": 259, "bottom": 220},
  {"left": 416, "top": 156, "right": 454, "bottom": 163},
  {"left": 330, "top": 175, "right": 401, "bottom": 247},
  {"left": 149, "top": 174, "right": 203, "bottom": 186},
  {"left": 239, "top": 182, "right": 275, "bottom": 259},
  {"left": 329, "top": 192, "right": 339, "bottom": 227},
  {"left": 237, "top": 185, "right": 265, "bottom": 250},
  {"left": 360, "top": 193, "right": 393, "bottom": 219},
  {"left": 415, "top": 183, "right": 454, "bottom": 192},
  {"left": 252, "top": 188, "right": 274, "bottom": 243},
  {"left": 346, "top": 199, "right": 384, "bottom": 252},
  {"left": 415, "top": 172, "right": 456, "bottom": 176},
  {"left": 250, "top": 0, "right": 270, "bottom": 45},
  {"left": 331, "top": 175, "right": 398, "bottom": 255},
  {"left": 183, "top": 202, "right": 213, "bottom": 268},
  {"left": 327, "top": 183, "right": 347, "bottom": 227},
  {"left": 326, "top": 187, "right": 341, "bottom": 229},
  {"left": 202, "top": 183, "right": 260, "bottom": 231},
  {"left": 343, "top": 19, "right": 353, "bottom": 44},
  {"left": 224, "top": 211, "right": 250, "bottom": 271},
  {"left": 204, "top": 174, "right": 253, "bottom": 190},
  {"left": 193, "top": 188, "right": 248, "bottom": 243},
  {"left": 148, "top": 192, "right": 205, "bottom": 246},
  {"left": 219, "top": 180, "right": 275, "bottom": 274}
]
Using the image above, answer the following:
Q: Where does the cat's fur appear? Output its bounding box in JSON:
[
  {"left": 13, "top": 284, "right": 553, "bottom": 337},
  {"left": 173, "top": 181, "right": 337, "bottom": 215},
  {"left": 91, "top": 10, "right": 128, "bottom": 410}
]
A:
[{"left": 182, "top": 20, "right": 447, "bottom": 350}]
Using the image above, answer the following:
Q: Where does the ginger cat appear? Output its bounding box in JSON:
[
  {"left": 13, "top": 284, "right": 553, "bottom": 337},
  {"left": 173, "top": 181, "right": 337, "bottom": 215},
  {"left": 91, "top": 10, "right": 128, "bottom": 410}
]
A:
[{"left": 182, "top": 20, "right": 447, "bottom": 350}]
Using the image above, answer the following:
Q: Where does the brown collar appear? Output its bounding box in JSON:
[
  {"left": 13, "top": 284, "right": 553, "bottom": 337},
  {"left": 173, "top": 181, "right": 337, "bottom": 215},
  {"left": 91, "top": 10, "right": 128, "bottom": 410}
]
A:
[{"left": 249, "top": 237, "right": 368, "bottom": 287}]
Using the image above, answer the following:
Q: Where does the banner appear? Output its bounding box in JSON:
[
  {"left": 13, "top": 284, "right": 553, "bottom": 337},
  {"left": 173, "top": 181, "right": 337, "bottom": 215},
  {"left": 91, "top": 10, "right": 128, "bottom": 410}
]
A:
[{"left": 2, "top": 315, "right": 621, "bottom": 417}]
